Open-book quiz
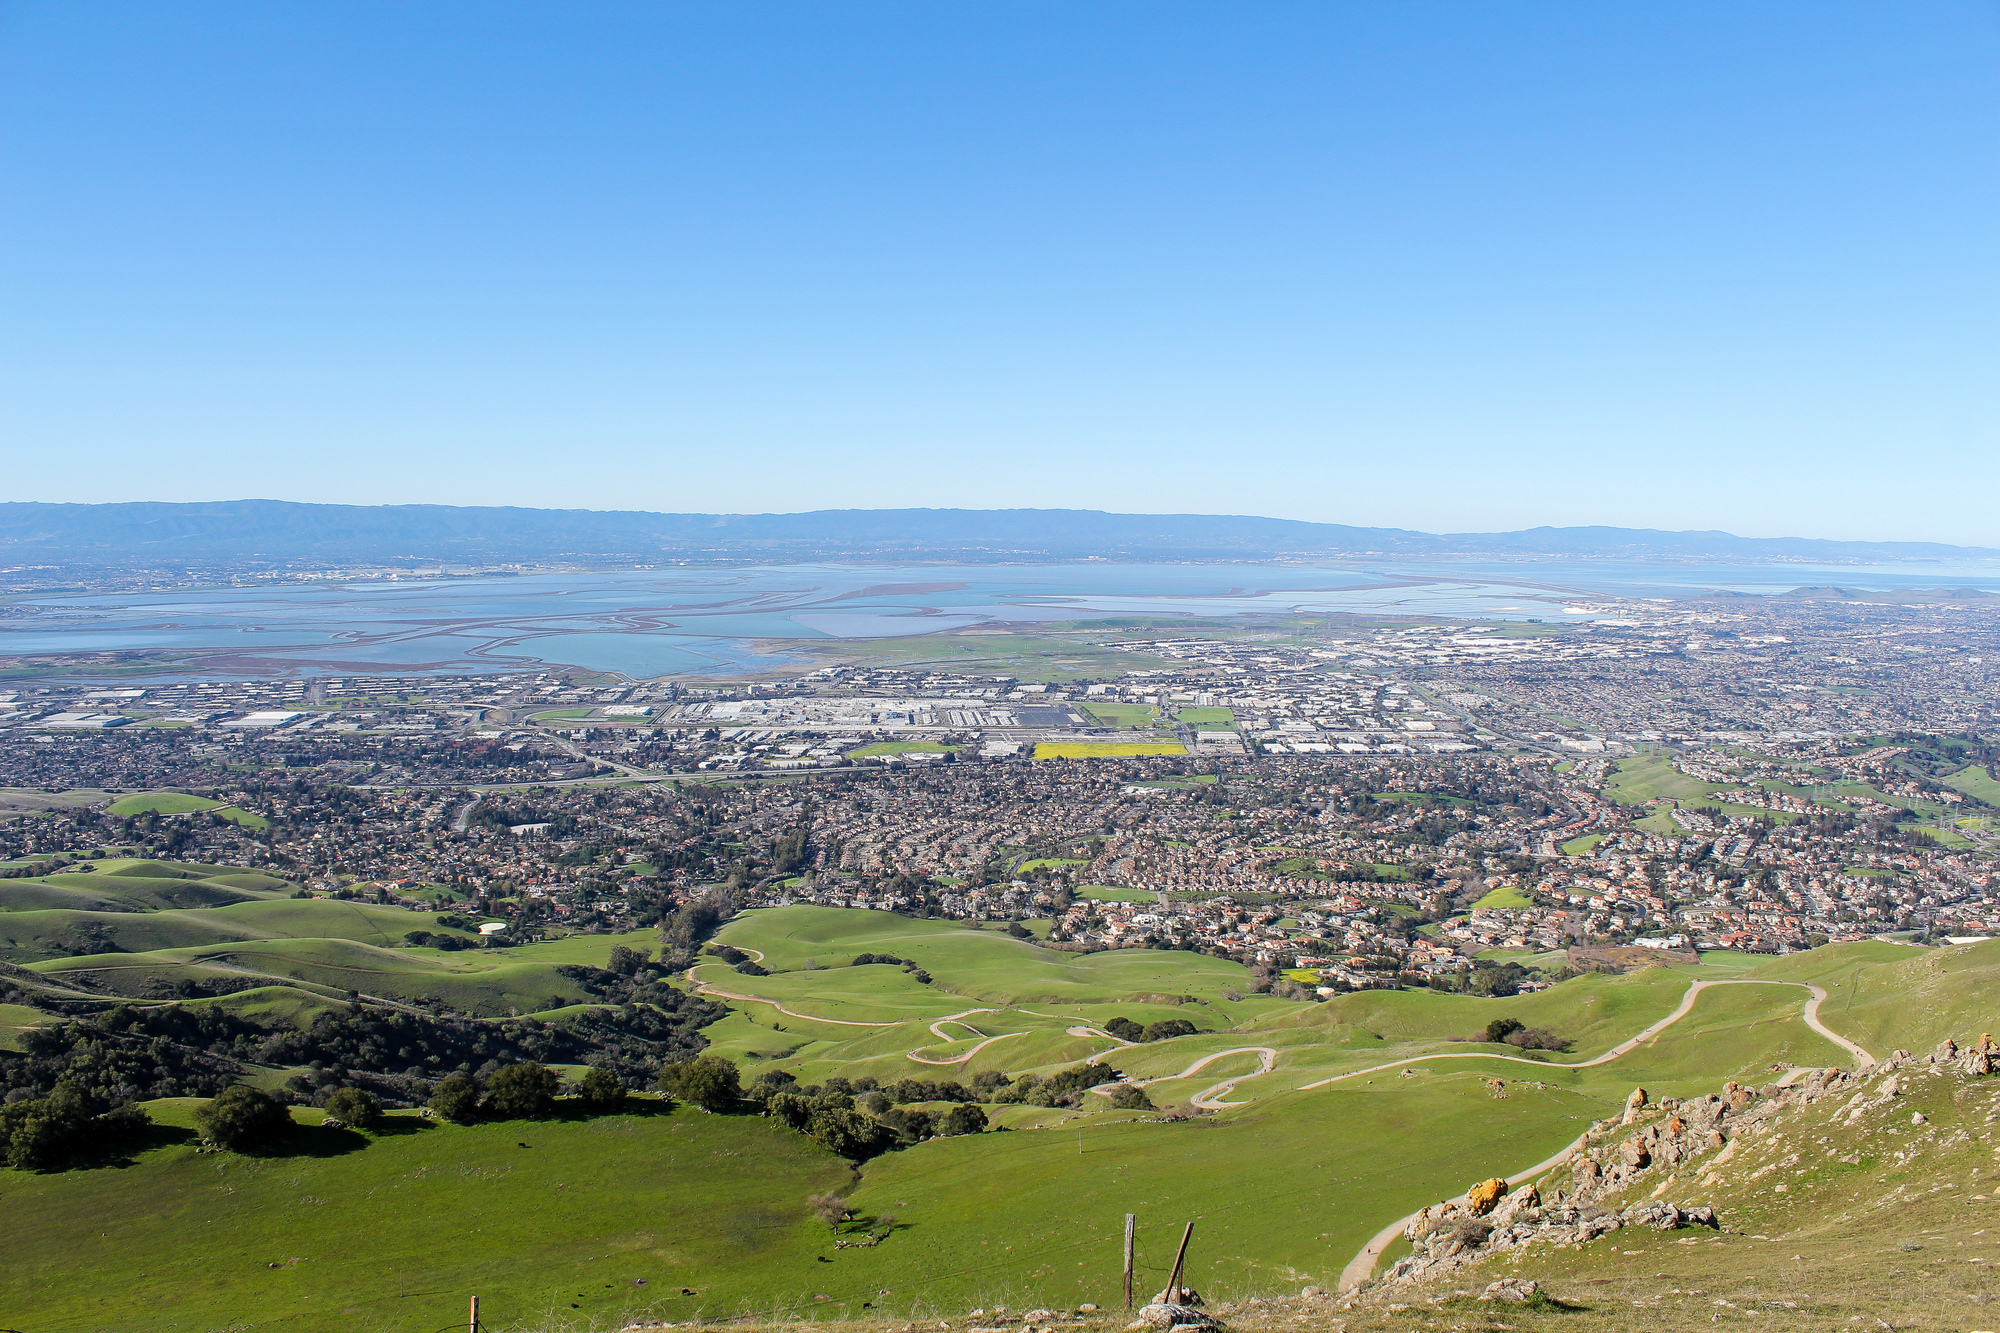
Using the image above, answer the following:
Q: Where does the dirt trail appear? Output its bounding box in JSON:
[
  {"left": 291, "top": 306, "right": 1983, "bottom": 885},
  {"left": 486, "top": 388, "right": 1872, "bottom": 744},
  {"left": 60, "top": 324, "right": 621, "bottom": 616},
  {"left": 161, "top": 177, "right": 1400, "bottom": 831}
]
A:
[
  {"left": 906, "top": 1013, "right": 1027, "bottom": 1066},
  {"left": 1302, "top": 979, "right": 1867, "bottom": 1090},
  {"left": 1092, "top": 1045, "right": 1282, "bottom": 1109},
  {"left": 1331, "top": 978, "right": 1875, "bottom": 1292}
]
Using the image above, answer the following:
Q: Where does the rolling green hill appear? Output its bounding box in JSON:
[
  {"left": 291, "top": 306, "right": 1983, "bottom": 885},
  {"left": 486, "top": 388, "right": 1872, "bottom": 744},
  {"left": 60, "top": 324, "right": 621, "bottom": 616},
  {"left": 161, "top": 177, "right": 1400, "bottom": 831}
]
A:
[
  {"left": 0, "top": 859, "right": 297, "bottom": 913},
  {"left": 4, "top": 894, "right": 1974, "bottom": 1333},
  {"left": 29, "top": 936, "right": 603, "bottom": 1015},
  {"left": 0, "top": 1099, "right": 852, "bottom": 1333},
  {"left": 0, "top": 897, "right": 482, "bottom": 961}
]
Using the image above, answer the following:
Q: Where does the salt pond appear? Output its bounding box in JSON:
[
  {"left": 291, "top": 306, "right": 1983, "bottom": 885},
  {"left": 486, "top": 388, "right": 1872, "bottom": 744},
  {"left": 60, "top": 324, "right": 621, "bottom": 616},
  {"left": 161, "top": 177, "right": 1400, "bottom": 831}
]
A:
[{"left": 7, "top": 558, "right": 1996, "bottom": 678}]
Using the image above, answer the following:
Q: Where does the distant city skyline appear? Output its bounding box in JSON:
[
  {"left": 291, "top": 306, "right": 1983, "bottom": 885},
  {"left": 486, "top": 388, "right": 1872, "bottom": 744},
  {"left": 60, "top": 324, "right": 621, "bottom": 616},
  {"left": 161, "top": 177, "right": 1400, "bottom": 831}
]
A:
[{"left": 3, "top": 3, "right": 1995, "bottom": 544}]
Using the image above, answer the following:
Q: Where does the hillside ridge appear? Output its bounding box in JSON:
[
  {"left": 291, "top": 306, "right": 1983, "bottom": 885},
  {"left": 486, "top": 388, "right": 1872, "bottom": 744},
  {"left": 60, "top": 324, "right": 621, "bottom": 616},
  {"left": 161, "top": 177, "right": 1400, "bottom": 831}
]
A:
[{"left": 4, "top": 500, "right": 1992, "bottom": 567}]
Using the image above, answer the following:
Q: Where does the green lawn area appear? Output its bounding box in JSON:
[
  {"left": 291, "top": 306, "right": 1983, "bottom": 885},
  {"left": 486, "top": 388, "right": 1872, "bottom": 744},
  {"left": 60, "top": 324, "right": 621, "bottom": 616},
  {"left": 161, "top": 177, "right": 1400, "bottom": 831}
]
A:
[
  {"left": 1172, "top": 707, "right": 1236, "bottom": 729},
  {"left": 1633, "top": 808, "right": 1681, "bottom": 835},
  {"left": 1470, "top": 884, "right": 1535, "bottom": 911},
  {"left": 527, "top": 708, "right": 595, "bottom": 721},
  {"left": 1943, "top": 764, "right": 2000, "bottom": 806},
  {"left": 1078, "top": 702, "right": 1162, "bottom": 729},
  {"left": 1033, "top": 742, "right": 1186, "bottom": 760},
  {"left": 1017, "top": 857, "right": 1086, "bottom": 873},
  {"left": 1560, "top": 832, "right": 1604, "bottom": 856},
  {"left": 1602, "top": 755, "right": 1720, "bottom": 806},
  {"left": 847, "top": 740, "right": 962, "bottom": 758},
  {"left": 1076, "top": 883, "right": 1156, "bottom": 903},
  {"left": 107, "top": 791, "right": 222, "bottom": 817},
  {"left": 213, "top": 805, "right": 270, "bottom": 831}
]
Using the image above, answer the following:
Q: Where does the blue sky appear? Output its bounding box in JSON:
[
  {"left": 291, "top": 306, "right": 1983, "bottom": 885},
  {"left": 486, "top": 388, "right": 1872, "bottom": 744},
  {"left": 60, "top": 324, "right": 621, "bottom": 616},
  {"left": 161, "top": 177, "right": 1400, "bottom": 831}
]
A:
[{"left": 3, "top": 3, "right": 1994, "bottom": 543}]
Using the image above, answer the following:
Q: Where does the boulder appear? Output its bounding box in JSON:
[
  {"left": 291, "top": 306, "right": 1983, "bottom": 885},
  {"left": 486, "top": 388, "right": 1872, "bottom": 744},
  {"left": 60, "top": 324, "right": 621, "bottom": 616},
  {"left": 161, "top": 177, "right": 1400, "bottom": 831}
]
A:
[
  {"left": 1464, "top": 1178, "right": 1509, "bottom": 1216},
  {"left": 1621, "top": 1088, "right": 1648, "bottom": 1124},
  {"left": 1403, "top": 1204, "right": 1455, "bottom": 1243},
  {"left": 1480, "top": 1279, "right": 1540, "bottom": 1303},
  {"left": 1129, "top": 1305, "right": 1214, "bottom": 1331},
  {"left": 1490, "top": 1182, "right": 1540, "bottom": 1225},
  {"left": 1618, "top": 1140, "right": 1651, "bottom": 1169}
]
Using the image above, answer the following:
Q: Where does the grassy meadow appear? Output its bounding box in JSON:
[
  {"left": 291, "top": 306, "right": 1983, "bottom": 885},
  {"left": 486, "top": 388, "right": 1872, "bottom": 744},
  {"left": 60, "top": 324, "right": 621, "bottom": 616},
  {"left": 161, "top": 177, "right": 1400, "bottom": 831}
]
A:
[{"left": 7, "top": 864, "right": 1992, "bottom": 1332}]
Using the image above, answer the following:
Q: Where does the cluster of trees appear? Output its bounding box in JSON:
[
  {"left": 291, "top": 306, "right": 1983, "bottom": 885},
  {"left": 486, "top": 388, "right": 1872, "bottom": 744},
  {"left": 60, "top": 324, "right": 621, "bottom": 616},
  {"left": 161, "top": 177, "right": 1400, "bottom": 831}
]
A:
[
  {"left": 645, "top": 1055, "right": 1146, "bottom": 1159},
  {"left": 1, "top": 1081, "right": 150, "bottom": 1170},
  {"left": 264, "top": 985, "right": 717, "bottom": 1106},
  {"left": 987, "top": 1061, "right": 1123, "bottom": 1107},
  {"left": 709, "top": 944, "right": 769, "bottom": 976},
  {"left": 401, "top": 929, "right": 474, "bottom": 951},
  {"left": 1103, "top": 1016, "right": 1200, "bottom": 1043},
  {"left": 0, "top": 967, "right": 724, "bottom": 1120},
  {"left": 428, "top": 1062, "right": 631, "bottom": 1122},
  {"left": 2, "top": 1006, "right": 246, "bottom": 1106},
  {"left": 1481, "top": 1017, "right": 1569, "bottom": 1051},
  {"left": 744, "top": 1066, "right": 988, "bottom": 1157},
  {"left": 846, "top": 952, "right": 935, "bottom": 983}
]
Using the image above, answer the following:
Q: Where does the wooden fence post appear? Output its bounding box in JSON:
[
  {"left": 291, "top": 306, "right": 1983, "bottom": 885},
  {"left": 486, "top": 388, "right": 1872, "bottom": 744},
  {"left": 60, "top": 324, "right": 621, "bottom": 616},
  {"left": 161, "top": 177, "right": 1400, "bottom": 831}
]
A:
[
  {"left": 1163, "top": 1223, "right": 1194, "bottom": 1304},
  {"left": 1122, "top": 1214, "right": 1136, "bottom": 1308}
]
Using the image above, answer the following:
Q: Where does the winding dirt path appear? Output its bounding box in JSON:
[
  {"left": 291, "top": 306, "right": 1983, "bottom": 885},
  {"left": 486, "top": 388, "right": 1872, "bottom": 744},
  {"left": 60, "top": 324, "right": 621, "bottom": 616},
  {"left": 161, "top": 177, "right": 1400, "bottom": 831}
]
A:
[
  {"left": 1330, "top": 978, "right": 1875, "bottom": 1292},
  {"left": 684, "top": 967, "right": 1030, "bottom": 1053},
  {"left": 905, "top": 1015, "right": 1028, "bottom": 1067},
  {"left": 1301, "top": 979, "right": 1866, "bottom": 1091},
  {"left": 1091, "top": 1045, "right": 1282, "bottom": 1110}
]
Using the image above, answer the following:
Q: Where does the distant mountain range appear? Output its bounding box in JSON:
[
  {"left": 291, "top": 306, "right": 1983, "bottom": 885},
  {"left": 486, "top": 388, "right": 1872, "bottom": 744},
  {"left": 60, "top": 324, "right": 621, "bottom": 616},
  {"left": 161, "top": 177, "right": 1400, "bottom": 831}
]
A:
[{"left": 1, "top": 501, "right": 1991, "bottom": 569}]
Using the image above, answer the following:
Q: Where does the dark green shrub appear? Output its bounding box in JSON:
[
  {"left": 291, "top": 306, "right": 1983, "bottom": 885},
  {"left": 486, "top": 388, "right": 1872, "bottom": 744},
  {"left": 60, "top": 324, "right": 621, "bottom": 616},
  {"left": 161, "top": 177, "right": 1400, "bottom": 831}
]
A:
[
  {"left": 938, "top": 1103, "right": 988, "bottom": 1136},
  {"left": 321, "top": 1086, "right": 383, "bottom": 1130},
  {"left": 1104, "top": 1017, "right": 1145, "bottom": 1042},
  {"left": 483, "top": 1062, "right": 561, "bottom": 1119},
  {"left": 656, "top": 1055, "right": 741, "bottom": 1112},
  {"left": 575, "top": 1066, "right": 626, "bottom": 1109},
  {"left": 429, "top": 1073, "right": 482, "bottom": 1123},
  {"left": 194, "top": 1085, "right": 292, "bottom": 1150},
  {"left": 1108, "top": 1083, "right": 1154, "bottom": 1111}
]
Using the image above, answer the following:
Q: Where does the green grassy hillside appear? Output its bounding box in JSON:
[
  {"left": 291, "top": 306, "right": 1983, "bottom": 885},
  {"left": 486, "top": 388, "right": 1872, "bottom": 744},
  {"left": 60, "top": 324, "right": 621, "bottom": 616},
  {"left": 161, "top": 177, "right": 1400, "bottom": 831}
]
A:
[
  {"left": 0, "top": 859, "right": 296, "bottom": 913},
  {"left": 0, "top": 897, "right": 481, "bottom": 961},
  {"left": 1749, "top": 937, "right": 2000, "bottom": 1053},
  {"left": 716, "top": 906, "right": 1256, "bottom": 1006},
  {"left": 2, "top": 896, "right": 1952, "bottom": 1333},
  {"left": 0, "top": 1099, "right": 851, "bottom": 1333},
  {"left": 29, "top": 936, "right": 602, "bottom": 1015}
]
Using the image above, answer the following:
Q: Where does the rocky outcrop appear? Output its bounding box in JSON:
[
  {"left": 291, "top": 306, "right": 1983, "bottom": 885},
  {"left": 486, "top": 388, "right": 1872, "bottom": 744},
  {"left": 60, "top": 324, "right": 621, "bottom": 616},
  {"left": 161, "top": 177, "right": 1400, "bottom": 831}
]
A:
[
  {"left": 1385, "top": 1199, "right": 1717, "bottom": 1286},
  {"left": 1128, "top": 1304, "right": 1217, "bottom": 1331},
  {"left": 1360, "top": 1036, "right": 1995, "bottom": 1303}
]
